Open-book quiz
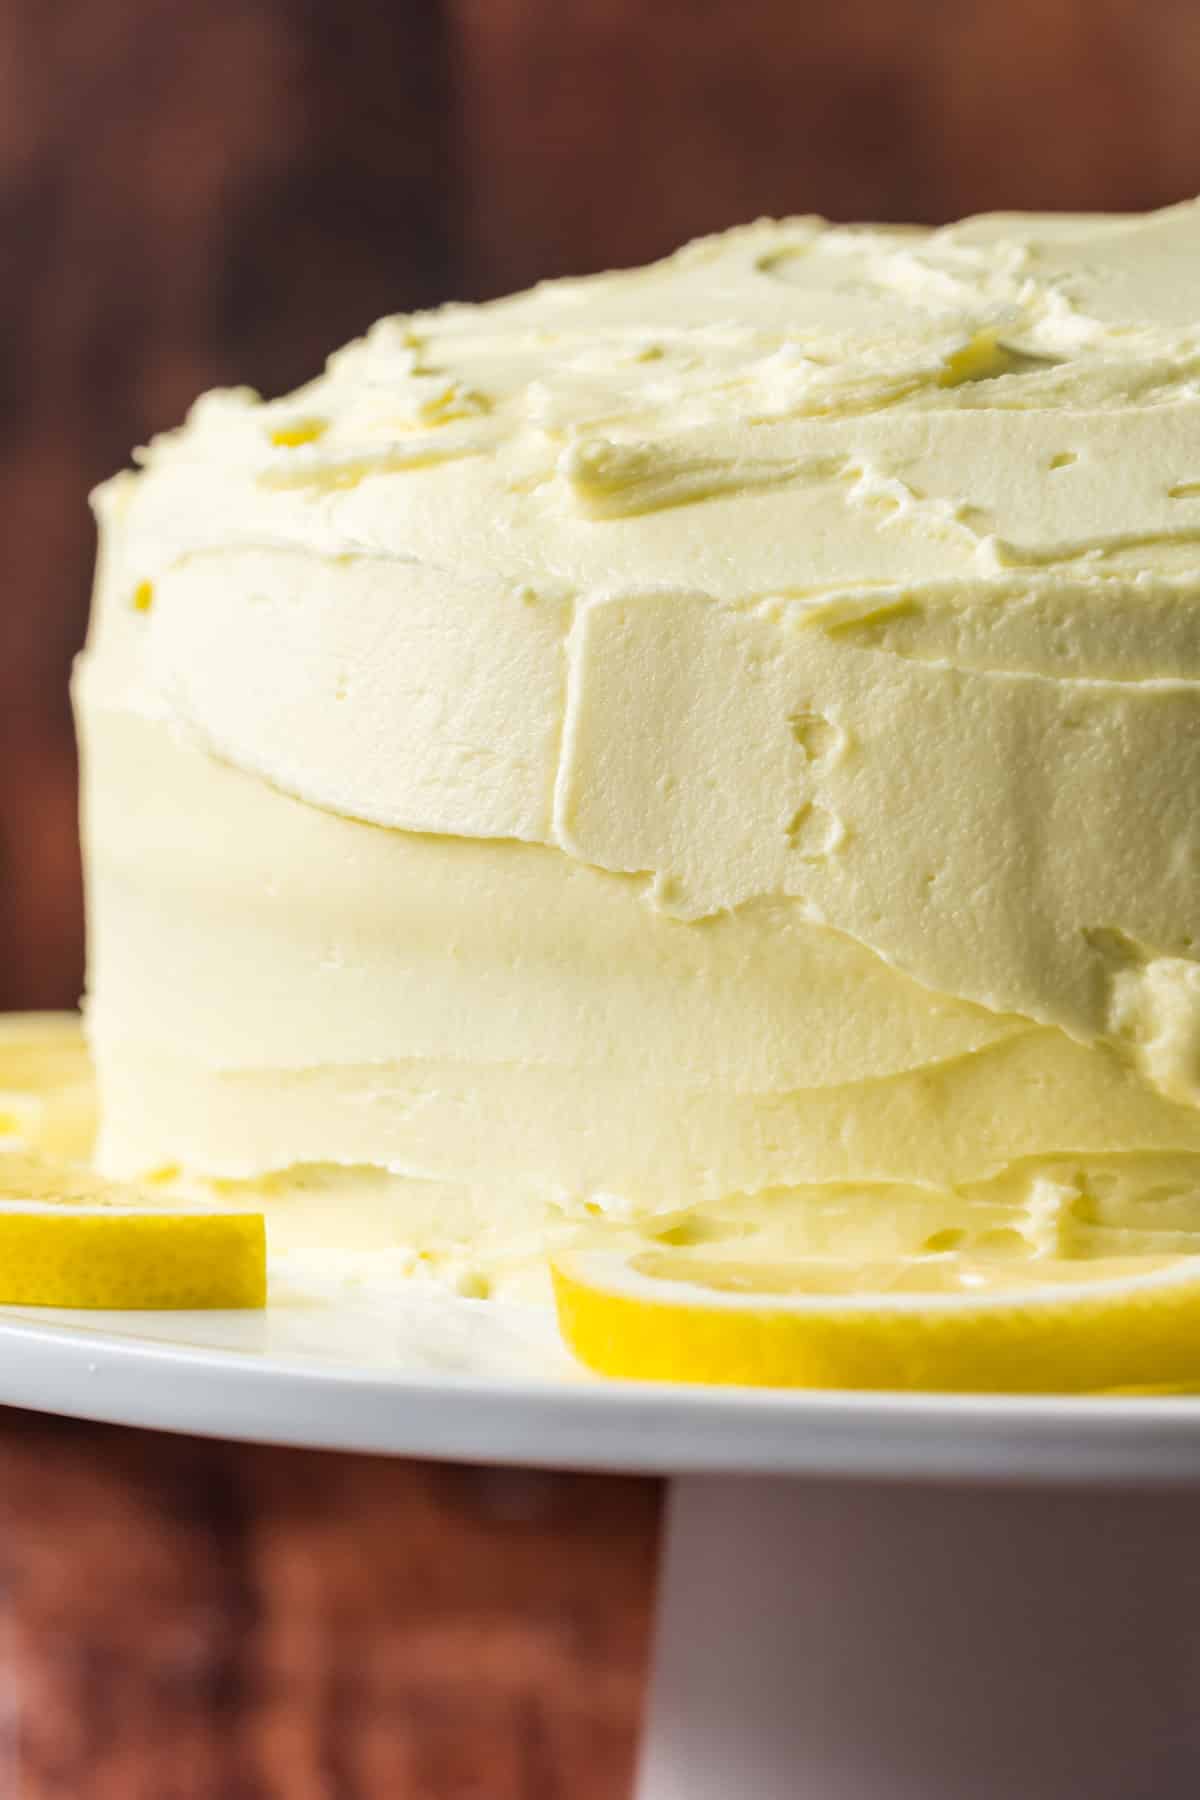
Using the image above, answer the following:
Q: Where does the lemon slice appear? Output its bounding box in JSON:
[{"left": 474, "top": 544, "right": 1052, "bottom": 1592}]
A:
[
  {"left": 552, "top": 1247, "right": 1200, "bottom": 1392},
  {"left": 0, "top": 1152, "right": 265, "bottom": 1309},
  {"left": 0, "top": 1012, "right": 96, "bottom": 1162}
]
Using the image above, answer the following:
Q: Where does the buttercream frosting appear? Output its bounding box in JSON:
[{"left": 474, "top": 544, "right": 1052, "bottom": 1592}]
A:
[{"left": 76, "top": 201, "right": 1200, "bottom": 1292}]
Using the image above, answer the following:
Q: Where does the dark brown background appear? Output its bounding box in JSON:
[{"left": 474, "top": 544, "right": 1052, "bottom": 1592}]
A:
[{"left": 1, "top": 2, "right": 1199, "bottom": 1793}]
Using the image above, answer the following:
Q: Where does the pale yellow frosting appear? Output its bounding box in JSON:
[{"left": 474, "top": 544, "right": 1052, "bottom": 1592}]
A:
[{"left": 76, "top": 202, "right": 1200, "bottom": 1292}]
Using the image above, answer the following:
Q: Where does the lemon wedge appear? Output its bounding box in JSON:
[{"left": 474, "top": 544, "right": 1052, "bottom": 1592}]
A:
[
  {"left": 0, "top": 1011, "right": 97, "bottom": 1162},
  {"left": 551, "top": 1248, "right": 1200, "bottom": 1392},
  {"left": 0, "top": 1150, "right": 265, "bottom": 1309}
]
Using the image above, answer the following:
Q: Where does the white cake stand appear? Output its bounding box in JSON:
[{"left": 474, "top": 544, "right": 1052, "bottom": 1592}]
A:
[{"left": 1, "top": 1282, "right": 1199, "bottom": 1800}]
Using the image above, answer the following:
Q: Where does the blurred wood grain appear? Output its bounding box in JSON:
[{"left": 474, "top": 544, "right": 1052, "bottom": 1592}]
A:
[
  {"left": 0, "top": 0, "right": 458, "bottom": 1010},
  {"left": 0, "top": 1411, "right": 659, "bottom": 1798},
  {"left": 1, "top": 1, "right": 1199, "bottom": 1793},
  {"left": 448, "top": 0, "right": 1200, "bottom": 291}
]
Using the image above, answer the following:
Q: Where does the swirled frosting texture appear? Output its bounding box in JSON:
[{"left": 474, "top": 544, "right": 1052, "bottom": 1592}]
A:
[{"left": 77, "top": 202, "right": 1200, "bottom": 1282}]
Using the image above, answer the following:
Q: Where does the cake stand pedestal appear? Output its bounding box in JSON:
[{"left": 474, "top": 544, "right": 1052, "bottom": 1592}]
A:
[
  {"left": 639, "top": 1473, "right": 1200, "bottom": 1800},
  {"left": 1, "top": 1293, "right": 1199, "bottom": 1800}
]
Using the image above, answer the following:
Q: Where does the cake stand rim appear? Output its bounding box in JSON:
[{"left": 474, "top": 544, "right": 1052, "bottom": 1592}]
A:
[{"left": 2, "top": 1307, "right": 1200, "bottom": 1484}]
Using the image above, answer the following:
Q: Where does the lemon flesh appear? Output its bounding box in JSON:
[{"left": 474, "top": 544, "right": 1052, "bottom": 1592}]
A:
[
  {"left": 552, "top": 1248, "right": 1200, "bottom": 1393},
  {"left": 0, "top": 1011, "right": 96, "bottom": 1162},
  {"left": 0, "top": 1139, "right": 265, "bottom": 1311},
  {"left": 0, "top": 1018, "right": 266, "bottom": 1308}
]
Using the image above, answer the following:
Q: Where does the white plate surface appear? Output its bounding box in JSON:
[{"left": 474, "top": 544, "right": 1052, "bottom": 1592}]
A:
[{"left": 3, "top": 1270, "right": 1200, "bottom": 1485}]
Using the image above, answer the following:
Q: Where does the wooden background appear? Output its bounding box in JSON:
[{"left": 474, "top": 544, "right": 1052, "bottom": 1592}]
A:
[{"left": 1, "top": 1, "right": 1199, "bottom": 1793}]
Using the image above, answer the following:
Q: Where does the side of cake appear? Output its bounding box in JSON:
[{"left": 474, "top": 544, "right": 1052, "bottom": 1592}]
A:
[{"left": 75, "top": 202, "right": 1200, "bottom": 1297}]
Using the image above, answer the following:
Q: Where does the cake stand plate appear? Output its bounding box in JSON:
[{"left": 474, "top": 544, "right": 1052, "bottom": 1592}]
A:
[{"left": 1, "top": 1285, "right": 1199, "bottom": 1800}]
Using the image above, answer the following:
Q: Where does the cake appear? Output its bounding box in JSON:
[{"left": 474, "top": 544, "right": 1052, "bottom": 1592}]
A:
[{"left": 75, "top": 202, "right": 1200, "bottom": 1302}]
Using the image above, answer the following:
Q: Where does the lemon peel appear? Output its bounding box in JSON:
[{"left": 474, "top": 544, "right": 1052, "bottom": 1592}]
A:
[
  {"left": 552, "top": 1248, "right": 1200, "bottom": 1393},
  {"left": 0, "top": 1144, "right": 265, "bottom": 1310}
]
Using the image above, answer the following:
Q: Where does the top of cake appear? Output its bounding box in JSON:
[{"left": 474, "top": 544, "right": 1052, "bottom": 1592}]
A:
[{"left": 85, "top": 202, "right": 1200, "bottom": 1114}]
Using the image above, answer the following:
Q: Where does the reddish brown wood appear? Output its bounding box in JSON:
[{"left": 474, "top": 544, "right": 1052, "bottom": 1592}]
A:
[
  {"left": 0, "top": 0, "right": 458, "bottom": 1011},
  {"left": 0, "top": 1411, "right": 660, "bottom": 1798},
  {"left": 449, "top": 0, "right": 1200, "bottom": 294}
]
